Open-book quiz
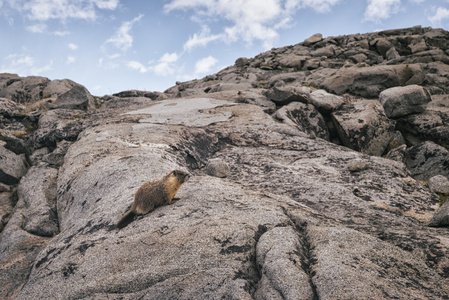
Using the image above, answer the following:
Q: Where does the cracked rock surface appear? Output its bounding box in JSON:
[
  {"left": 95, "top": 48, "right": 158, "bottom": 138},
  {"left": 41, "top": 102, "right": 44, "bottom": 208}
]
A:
[{"left": 1, "top": 25, "right": 449, "bottom": 299}]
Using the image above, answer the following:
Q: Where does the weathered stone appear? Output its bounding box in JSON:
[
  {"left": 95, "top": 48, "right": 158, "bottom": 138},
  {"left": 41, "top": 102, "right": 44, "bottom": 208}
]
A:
[
  {"left": 42, "top": 140, "right": 72, "bottom": 166},
  {"left": 235, "top": 57, "right": 249, "bottom": 68},
  {"left": 373, "top": 38, "right": 393, "bottom": 57},
  {"left": 308, "top": 89, "right": 344, "bottom": 113},
  {"left": 0, "top": 74, "right": 50, "bottom": 103},
  {"left": 396, "top": 110, "right": 449, "bottom": 148},
  {"left": 0, "top": 129, "right": 30, "bottom": 156},
  {"left": 42, "top": 79, "right": 80, "bottom": 98},
  {"left": 205, "top": 158, "right": 231, "bottom": 178},
  {"left": 33, "top": 109, "right": 86, "bottom": 149},
  {"left": 51, "top": 85, "right": 95, "bottom": 110},
  {"left": 254, "top": 226, "right": 314, "bottom": 300},
  {"left": 408, "top": 37, "right": 428, "bottom": 54},
  {"left": 265, "top": 85, "right": 311, "bottom": 105},
  {"left": 331, "top": 100, "right": 395, "bottom": 156},
  {"left": 0, "top": 192, "right": 13, "bottom": 228},
  {"left": 405, "top": 141, "right": 449, "bottom": 181},
  {"left": 320, "top": 64, "right": 425, "bottom": 98},
  {"left": 303, "top": 33, "right": 323, "bottom": 46},
  {"left": 0, "top": 195, "right": 50, "bottom": 299},
  {"left": 428, "top": 175, "right": 449, "bottom": 194},
  {"left": 0, "top": 144, "right": 28, "bottom": 185},
  {"left": 379, "top": 85, "right": 431, "bottom": 118},
  {"left": 275, "top": 102, "right": 330, "bottom": 140},
  {"left": 19, "top": 166, "right": 59, "bottom": 237},
  {"left": 428, "top": 200, "right": 449, "bottom": 227},
  {"left": 0, "top": 98, "right": 25, "bottom": 117},
  {"left": 386, "top": 47, "right": 401, "bottom": 60}
]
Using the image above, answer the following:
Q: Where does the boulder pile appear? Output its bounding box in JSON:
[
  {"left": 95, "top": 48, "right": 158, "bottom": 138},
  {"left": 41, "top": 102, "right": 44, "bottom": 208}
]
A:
[{"left": 1, "top": 26, "right": 449, "bottom": 299}]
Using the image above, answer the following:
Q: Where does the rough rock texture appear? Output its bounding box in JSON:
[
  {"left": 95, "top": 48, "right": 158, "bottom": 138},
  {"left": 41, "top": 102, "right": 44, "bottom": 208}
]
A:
[
  {"left": 405, "top": 141, "right": 449, "bottom": 181},
  {"left": 380, "top": 85, "right": 431, "bottom": 118},
  {"left": 331, "top": 100, "right": 395, "bottom": 156},
  {"left": 19, "top": 166, "right": 59, "bottom": 237},
  {"left": 50, "top": 85, "right": 95, "bottom": 110},
  {"left": 0, "top": 145, "right": 27, "bottom": 185},
  {"left": 1, "top": 26, "right": 449, "bottom": 300}
]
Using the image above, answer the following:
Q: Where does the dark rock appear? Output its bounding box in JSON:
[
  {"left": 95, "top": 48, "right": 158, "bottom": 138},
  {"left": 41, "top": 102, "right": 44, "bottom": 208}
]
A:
[
  {"left": 405, "top": 141, "right": 449, "bottom": 181},
  {"left": 51, "top": 85, "right": 95, "bottom": 110},
  {"left": 33, "top": 109, "right": 85, "bottom": 149},
  {"left": 275, "top": 101, "right": 330, "bottom": 140},
  {"left": 0, "top": 74, "right": 50, "bottom": 104}
]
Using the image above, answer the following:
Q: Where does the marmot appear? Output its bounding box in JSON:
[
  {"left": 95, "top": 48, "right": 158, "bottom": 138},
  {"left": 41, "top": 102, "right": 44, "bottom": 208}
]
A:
[{"left": 115, "top": 170, "right": 190, "bottom": 229}]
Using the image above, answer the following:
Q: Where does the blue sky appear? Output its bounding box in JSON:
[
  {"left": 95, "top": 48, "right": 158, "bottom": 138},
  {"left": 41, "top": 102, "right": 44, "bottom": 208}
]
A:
[{"left": 0, "top": 0, "right": 448, "bottom": 96}]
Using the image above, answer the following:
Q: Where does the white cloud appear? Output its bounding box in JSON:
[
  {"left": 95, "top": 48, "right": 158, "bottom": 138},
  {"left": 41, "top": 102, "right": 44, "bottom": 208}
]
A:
[
  {"left": 105, "top": 14, "right": 143, "bottom": 51},
  {"left": 127, "top": 60, "right": 148, "bottom": 73},
  {"left": 2, "top": 53, "right": 53, "bottom": 75},
  {"left": 6, "top": 0, "right": 119, "bottom": 21},
  {"left": 153, "top": 52, "right": 180, "bottom": 76},
  {"left": 26, "top": 23, "right": 47, "bottom": 33},
  {"left": 364, "top": 0, "right": 401, "bottom": 23},
  {"left": 184, "top": 25, "right": 223, "bottom": 51},
  {"left": 127, "top": 52, "right": 181, "bottom": 76},
  {"left": 68, "top": 43, "right": 78, "bottom": 50},
  {"left": 165, "top": 0, "right": 342, "bottom": 50},
  {"left": 428, "top": 7, "right": 449, "bottom": 24},
  {"left": 66, "top": 56, "right": 76, "bottom": 64},
  {"left": 194, "top": 56, "right": 218, "bottom": 74},
  {"left": 54, "top": 30, "right": 70, "bottom": 36}
]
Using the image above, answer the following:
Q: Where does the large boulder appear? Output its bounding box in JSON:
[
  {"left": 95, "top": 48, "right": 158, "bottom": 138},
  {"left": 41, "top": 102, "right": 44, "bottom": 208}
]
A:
[
  {"left": 331, "top": 100, "right": 396, "bottom": 156},
  {"left": 379, "top": 85, "right": 431, "bottom": 118},
  {"left": 19, "top": 166, "right": 59, "bottom": 237},
  {"left": 50, "top": 85, "right": 95, "bottom": 110},
  {"left": 264, "top": 85, "right": 311, "bottom": 105},
  {"left": 0, "top": 144, "right": 28, "bottom": 185},
  {"left": 320, "top": 64, "right": 425, "bottom": 98},
  {"left": 0, "top": 98, "right": 25, "bottom": 118},
  {"left": 428, "top": 200, "right": 449, "bottom": 227}
]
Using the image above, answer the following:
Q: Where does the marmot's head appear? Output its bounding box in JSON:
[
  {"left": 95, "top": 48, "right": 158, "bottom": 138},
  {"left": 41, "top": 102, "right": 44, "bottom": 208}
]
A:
[{"left": 171, "top": 170, "right": 190, "bottom": 183}]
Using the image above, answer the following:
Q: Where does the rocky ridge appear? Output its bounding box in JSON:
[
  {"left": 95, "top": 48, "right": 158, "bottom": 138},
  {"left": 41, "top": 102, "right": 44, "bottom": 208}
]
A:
[{"left": 1, "top": 26, "right": 449, "bottom": 299}]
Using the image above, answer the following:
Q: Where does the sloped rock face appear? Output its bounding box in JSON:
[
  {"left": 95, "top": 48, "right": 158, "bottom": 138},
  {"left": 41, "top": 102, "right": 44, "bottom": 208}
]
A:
[{"left": 1, "top": 26, "right": 449, "bottom": 299}]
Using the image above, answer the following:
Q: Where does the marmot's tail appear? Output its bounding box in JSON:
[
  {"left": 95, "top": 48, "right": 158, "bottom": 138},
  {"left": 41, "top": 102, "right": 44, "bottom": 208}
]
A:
[{"left": 115, "top": 210, "right": 136, "bottom": 229}]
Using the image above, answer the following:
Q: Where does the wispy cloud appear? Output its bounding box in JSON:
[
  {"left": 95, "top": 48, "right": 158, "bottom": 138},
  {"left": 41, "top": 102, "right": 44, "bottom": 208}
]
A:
[
  {"left": 7, "top": 0, "right": 120, "bottom": 21},
  {"left": 26, "top": 23, "right": 47, "bottom": 33},
  {"left": 2, "top": 53, "right": 53, "bottom": 75},
  {"left": 364, "top": 0, "right": 401, "bottom": 23},
  {"left": 105, "top": 14, "right": 143, "bottom": 51},
  {"left": 183, "top": 25, "right": 223, "bottom": 51},
  {"left": 165, "top": 0, "right": 342, "bottom": 50},
  {"left": 68, "top": 43, "right": 78, "bottom": 50},
  {"left": 428, "top": 7, "right": 449, "bottom": 25},
  {"left": 127, "top": 52, "right": 181, "bottom": 76},
  {"left": 66, "top": 56, "right": 76, "bottom": 64},
  {"left": 194, "top": 56, "right": 218, "bottom": 74}
]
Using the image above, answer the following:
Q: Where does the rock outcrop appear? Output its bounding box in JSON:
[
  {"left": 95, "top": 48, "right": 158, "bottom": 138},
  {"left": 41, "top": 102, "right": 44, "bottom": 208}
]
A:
[{"left": 1, "top": 26, "right": 449, "bottom": 299}]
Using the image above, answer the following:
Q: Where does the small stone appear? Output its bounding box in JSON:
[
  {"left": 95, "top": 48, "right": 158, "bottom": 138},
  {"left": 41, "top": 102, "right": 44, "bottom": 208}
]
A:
[
  {"left": 428, "top": 175, "right": 449, "bottom": 194},
  {"left": 205, "top": 159, "right": 230, "bottom": 178}
]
